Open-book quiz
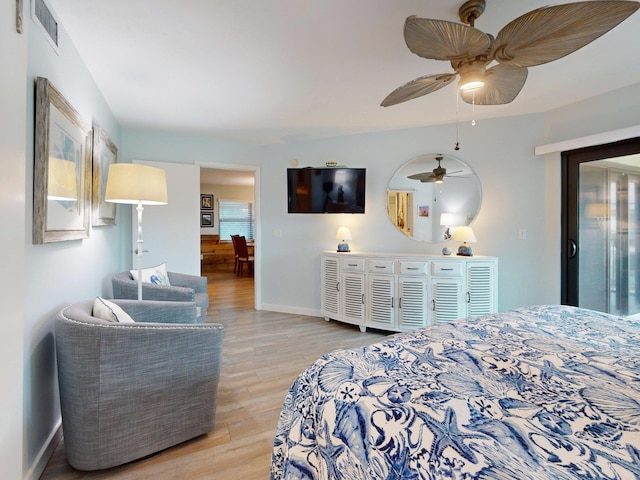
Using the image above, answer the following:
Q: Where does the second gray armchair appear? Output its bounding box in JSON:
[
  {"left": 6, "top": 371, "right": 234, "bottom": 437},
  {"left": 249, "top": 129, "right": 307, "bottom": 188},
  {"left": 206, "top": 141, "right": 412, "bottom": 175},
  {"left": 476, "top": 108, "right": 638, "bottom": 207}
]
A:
[{"left": 112, "top": 270, "right": 209, "bottom": 322}]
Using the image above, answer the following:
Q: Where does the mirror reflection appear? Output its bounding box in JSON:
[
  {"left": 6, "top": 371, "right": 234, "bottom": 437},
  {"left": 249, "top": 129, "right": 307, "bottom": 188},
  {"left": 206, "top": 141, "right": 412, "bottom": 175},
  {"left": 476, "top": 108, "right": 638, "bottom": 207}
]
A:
[{"left": 387, "top": 153, "right": 482, "bottom": 242}]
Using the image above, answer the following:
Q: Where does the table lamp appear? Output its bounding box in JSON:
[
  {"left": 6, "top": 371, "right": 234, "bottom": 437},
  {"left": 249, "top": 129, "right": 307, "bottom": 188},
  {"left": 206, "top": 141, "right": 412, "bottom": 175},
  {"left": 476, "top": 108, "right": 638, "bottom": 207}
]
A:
[
  {"left": 336, "top": 226, "right": 352, "bottom": 252},
  {"left": 451, "top": 226, "right": 476, "bottom": 256},
  {"left": 105, "top": 163, "right": 168, "bottom": 300}
]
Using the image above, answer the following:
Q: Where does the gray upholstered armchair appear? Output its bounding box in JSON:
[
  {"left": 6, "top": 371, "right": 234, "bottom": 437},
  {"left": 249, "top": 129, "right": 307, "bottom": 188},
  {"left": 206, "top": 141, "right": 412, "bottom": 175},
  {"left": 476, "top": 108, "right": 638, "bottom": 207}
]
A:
[
  {"left": 112, "top": 270, "right": 209, "bottom": 322},
  {"left": 55, "top": 299, "right": 224, "bottom": 471}
]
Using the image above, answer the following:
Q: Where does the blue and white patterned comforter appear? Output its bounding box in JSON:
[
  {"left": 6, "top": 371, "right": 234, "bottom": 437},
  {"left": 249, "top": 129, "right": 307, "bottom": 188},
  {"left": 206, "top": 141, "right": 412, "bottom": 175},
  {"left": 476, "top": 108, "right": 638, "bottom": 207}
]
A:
[{"left": 270, "top": 305, "right": 640, "bottom": 479}]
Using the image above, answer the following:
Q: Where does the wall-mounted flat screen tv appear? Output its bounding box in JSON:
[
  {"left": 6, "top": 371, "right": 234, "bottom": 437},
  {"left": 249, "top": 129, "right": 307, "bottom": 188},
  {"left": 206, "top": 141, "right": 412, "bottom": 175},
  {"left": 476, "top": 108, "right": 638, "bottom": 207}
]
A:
[{"left": 287, "top": 167, "right": 366, "bottom": 213}]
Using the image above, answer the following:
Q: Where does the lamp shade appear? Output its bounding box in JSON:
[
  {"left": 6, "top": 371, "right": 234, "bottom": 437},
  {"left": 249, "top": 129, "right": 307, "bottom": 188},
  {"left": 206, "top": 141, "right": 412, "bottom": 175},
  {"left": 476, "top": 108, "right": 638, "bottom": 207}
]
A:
[
  {"left": 47, "top": 157, "right": 78, "bottom": 201},
  {"left": 105, "top": 164, "right": 168, "bottom": 205},
  {"left": 451, "top": 226, "right": 477, "bottom": 243},
  {"left": 440, "top": 213, "right": 466, "bottom": 226},
  {"left": 335, "top": 226, "right": 352, "bottom": 241},
  {"left": 587, "top": 203, "right": 608, "bottom": 218}
]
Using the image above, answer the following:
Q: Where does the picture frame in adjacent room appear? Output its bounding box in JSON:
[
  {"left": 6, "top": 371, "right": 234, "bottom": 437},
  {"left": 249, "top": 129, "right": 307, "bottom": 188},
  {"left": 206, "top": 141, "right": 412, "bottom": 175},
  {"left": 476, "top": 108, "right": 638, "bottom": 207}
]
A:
[
  {"left": 418, "top": 205, "right": 430, "bottom": 217},
  {"left": 201, "top": 194, "right": 213, "bottom": 210},
  {"left": 91, "top": 126, "right": 118, "bottom": 226},
  {"left": 200, "top": 212, "right": 213, "bottom": 227},
  {"left": 33, "top": 77, "right": 92, "bottom": 243}
]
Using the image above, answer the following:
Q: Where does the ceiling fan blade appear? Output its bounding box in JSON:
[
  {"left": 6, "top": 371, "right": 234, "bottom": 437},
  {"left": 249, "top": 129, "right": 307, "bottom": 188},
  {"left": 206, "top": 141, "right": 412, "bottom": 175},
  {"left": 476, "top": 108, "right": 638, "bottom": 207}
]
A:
[
  {"left": 493, "top": 1, "right": 640, "bottom": 67},
  {"left": 381, "top": 73, "right": 456, "bottom": 107},
  {"left": 404, "top": 17, "right": 492, "bottom": 61},
  {"left": 460, "top": 64, "right": 528, "bottom": 105},
  {"left": 408, "top": 172, "right": 436, "bottom": 182},
  {"left": 445, "top": 169, "right": 464, "bottom": 176}
]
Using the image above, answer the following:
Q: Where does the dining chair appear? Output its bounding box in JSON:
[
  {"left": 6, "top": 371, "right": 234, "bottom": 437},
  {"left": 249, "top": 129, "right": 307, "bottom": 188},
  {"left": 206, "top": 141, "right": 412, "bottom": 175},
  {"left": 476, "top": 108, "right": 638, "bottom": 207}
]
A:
[
  {"left": 230, "top": 234, "right": 241, "bottom": 273},
  {"left": 235, "top": 235, "right": 254, "bottom": 277}
]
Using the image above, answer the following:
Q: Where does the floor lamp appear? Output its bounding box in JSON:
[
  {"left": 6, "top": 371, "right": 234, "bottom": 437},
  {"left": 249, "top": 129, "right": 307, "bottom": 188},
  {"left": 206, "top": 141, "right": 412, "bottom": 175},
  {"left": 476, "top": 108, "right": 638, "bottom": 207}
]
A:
[{"left": 105, "top": 164, "right": 168, "bottom": 300}]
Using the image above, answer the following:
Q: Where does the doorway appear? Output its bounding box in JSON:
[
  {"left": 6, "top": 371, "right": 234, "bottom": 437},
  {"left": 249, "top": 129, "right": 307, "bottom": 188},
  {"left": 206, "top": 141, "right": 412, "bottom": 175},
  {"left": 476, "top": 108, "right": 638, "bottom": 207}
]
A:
[
  {"left": 199, "top": 165, "right": 259, "bottom": 310},
  {"left": 561, "top": 137, "right": 640, "bottom": 316}
]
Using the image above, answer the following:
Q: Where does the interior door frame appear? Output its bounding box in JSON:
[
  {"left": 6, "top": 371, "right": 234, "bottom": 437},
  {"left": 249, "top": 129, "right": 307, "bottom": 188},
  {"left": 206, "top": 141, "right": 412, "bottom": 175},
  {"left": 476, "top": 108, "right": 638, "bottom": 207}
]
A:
[
  {"left": 561, "top": 136, "right": 640, "bottom": 306},
  {"left": 196, "top": 161, "right": 261, "bottom": 311}
]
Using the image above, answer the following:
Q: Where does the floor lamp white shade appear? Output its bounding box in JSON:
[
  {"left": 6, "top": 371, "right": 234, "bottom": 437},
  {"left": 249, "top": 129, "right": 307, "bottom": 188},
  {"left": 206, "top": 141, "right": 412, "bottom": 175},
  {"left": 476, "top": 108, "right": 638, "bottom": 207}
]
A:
[{"left": 105, "top": 164, "right": 168, "bottom": 300}]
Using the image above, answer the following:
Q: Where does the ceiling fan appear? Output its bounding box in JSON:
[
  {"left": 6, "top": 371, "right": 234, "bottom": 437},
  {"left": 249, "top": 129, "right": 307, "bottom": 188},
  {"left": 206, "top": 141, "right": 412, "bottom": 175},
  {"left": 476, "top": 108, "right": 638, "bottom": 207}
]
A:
[
  {"left": 381, "top": 0, "right": 639, "bottom": 107},
  {"left": 407, "top": 155, "right": 463, "bottom": 183}
]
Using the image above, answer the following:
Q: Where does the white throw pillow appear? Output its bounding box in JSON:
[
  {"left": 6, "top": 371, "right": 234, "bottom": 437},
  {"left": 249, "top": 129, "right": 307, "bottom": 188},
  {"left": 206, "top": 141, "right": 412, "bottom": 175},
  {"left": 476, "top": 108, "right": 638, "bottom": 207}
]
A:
[
  {"left": 130, "top": 262, "right": 170, "bottom": 286},
  {"left": 93, "top": 297, "right": 135, "bottom": 323}
]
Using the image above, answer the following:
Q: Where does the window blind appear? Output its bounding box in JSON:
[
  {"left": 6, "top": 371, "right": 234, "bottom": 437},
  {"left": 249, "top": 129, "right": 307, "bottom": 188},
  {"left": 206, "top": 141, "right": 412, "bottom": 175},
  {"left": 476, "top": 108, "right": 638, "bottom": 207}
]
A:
[{"left": 218, "top": 201, "right": 254, "bottom": 241}]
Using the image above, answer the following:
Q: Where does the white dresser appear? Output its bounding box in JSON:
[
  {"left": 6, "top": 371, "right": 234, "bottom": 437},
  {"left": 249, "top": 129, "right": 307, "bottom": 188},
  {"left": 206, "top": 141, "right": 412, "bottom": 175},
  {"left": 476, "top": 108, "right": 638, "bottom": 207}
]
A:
[{"left": 321, "top": 252, "right": 498, "bottom": 332}]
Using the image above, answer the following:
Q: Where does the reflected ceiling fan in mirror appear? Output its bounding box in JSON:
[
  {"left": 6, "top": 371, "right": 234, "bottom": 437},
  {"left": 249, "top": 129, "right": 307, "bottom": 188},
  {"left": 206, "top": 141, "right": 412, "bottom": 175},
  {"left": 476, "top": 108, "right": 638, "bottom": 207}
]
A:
[
  {"left": 407, "top": 155, "right": 464, "bottom": 183},
  {"left": 381, "top": 0, "right": 639, "bottom": 108}
]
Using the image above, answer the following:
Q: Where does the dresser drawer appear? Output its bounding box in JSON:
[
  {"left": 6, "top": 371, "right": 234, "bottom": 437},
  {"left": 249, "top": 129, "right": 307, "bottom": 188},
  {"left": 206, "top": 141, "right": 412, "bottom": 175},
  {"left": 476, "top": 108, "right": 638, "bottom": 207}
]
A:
[
  {"left": 342, "top": 258, "right": 365, "bottom": 272},
  {"left": 431, "top": 262, "right": 463, "bottom": 276},
  {"left": 400, "top": 261, "right": 428, "bottom": 275},
  {"left": 368, "top": 259, "right": 395, "bottom": 274}
]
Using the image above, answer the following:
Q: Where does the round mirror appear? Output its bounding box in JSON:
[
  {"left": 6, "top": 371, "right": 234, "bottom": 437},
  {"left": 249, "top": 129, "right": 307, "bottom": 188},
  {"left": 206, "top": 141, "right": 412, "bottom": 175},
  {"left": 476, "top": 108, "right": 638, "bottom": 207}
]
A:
[{"left": 387, "top": 153, "right": 482, "bottom": 242}]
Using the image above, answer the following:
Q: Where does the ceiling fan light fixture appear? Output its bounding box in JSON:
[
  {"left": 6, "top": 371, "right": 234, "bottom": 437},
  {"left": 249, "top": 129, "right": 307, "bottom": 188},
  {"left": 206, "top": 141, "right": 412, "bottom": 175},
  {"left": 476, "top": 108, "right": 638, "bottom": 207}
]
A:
[{"left": 458, "top": 64, "right": 485, "bottom": 92}]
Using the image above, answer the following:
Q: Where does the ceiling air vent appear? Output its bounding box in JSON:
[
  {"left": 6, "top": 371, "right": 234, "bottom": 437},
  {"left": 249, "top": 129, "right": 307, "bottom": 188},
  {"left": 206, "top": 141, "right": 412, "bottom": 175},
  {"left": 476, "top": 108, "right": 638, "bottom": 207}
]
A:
[{"left": 33, "top": 0, "right": 60, "bottom": 53}]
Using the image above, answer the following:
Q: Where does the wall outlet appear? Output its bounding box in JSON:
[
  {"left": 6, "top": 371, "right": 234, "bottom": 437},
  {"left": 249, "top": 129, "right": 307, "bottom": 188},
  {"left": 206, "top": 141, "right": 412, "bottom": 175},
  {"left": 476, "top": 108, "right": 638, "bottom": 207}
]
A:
[
  {"left": 518, "top": 229, "right": 527, "bottom": 240},
  {"left": 273, "top": 229, "right": 282, "bottom": 238}
]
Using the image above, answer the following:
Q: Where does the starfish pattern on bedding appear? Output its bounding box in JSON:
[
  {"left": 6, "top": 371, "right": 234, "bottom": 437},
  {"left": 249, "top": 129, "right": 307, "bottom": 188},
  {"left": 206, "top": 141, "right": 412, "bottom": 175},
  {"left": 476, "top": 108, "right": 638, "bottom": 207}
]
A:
[
  {"left": 405, "top": 345, "right": 449, "bottom": 371},
  {"left": 418, "top": 406, "right": 485, "bottom": 463}
]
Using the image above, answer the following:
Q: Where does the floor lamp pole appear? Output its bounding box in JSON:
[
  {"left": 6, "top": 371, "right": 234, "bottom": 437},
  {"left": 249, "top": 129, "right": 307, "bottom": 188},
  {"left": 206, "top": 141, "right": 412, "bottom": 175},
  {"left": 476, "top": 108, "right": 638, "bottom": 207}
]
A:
[{"left": 136, "top": 201, "right": 144, "bottom": 301}]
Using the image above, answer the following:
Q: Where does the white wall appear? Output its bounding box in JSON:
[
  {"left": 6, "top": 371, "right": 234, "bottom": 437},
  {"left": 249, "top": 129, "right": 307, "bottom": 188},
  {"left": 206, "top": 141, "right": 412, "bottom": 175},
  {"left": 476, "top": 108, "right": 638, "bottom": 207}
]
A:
[
  {"left": 23, "top": 9, "right": 125, "bottom": 479},
  {"left": 0, "top": 4, "right": 27, "bottom": 479},
  {"left": 119, "top": 93, "right": 640, "bottom": 319},
  {"left": 258, "top": 116, "right": 552, "bottom": 314}
]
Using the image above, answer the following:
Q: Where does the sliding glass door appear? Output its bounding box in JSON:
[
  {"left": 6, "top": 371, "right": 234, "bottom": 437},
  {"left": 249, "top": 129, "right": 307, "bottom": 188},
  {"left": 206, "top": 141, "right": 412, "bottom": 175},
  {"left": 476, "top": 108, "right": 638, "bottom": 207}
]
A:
[{"left": 562, "top": 138, "right": 640, "bottom": 317}]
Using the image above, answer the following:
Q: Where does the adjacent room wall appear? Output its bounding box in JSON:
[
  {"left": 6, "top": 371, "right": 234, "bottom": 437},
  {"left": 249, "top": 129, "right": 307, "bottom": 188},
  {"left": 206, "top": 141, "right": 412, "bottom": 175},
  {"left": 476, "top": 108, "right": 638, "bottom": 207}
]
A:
[{"left": 199, "top": 183, "right": 254, "bottom": 236}]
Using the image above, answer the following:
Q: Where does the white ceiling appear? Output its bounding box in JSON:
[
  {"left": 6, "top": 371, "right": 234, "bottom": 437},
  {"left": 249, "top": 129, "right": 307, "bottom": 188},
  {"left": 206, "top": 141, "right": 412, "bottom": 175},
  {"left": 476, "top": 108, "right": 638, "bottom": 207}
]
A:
[{"left": 48, "top": 0, "right": 640, "bottom": 146}]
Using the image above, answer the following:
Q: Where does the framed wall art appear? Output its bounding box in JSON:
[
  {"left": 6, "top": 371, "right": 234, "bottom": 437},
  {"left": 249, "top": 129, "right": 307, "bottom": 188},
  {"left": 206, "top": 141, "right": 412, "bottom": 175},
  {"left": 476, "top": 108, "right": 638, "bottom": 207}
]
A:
[
  {"left": 92, "top": 126, "right": 118, "bottom": 226},
  {"left": 200, "top": 212, "right": 213, "bottom": 227},
  {"left": 33, "top": 77, "right": 92, "bottom": 243},
  {"left": 201, "top": 194, "right": 213, "bottom": 210}
]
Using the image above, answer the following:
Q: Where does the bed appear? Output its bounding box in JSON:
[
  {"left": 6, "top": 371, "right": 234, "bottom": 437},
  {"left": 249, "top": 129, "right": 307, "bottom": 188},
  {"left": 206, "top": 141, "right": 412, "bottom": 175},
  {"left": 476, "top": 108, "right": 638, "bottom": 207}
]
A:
[{"left": 270, "top": 305, "right": 640, "bottom": 479}]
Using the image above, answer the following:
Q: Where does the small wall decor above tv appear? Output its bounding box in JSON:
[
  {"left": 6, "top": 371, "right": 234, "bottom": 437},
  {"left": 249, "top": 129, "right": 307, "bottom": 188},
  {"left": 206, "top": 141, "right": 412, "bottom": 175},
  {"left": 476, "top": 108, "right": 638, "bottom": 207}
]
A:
[{"left": 287, "top": 167, "right": 366, "bottom": 214}]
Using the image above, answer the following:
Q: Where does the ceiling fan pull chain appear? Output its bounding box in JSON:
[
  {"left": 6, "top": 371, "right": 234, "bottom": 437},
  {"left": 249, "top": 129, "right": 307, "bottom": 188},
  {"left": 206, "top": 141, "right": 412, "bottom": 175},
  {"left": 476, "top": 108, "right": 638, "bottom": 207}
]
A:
[
  {"left": 471, "top": 93, "right": 476, "bottom": 126},
  {"left": 454, "top": 90, "right": 460, "bottom": 150}
]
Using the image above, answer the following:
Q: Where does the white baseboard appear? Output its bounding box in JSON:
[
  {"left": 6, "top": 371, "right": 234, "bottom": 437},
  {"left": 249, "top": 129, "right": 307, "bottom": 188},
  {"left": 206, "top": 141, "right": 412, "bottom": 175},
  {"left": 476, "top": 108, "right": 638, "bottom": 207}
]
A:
[
  {"left": 26, "top": 420, "right": 62, "bottom": 480},
  {"left": 259, "top": 304, "right": 321, "bottom": 318}
]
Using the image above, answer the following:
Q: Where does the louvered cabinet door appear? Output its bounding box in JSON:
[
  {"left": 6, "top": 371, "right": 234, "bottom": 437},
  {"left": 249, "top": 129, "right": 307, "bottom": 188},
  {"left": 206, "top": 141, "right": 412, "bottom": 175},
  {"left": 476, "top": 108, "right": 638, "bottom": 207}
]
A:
[
  {"left": 398, "top": 276, "right": 429, "bottom": 330},
  {"left": 431, "top": 277, "right": 464, "bottom": 323},
  {"left": 342, "top": 273, "right": 365, "bottom": 327},
  {"left": 321, "top": 255, "right": 340, "bottom": 320},
  {"left": 367, "top": 274, "right": 396, "bottom": 330},
  {"left": 466, "top": 262, "right": 498, "bottom": 316}
]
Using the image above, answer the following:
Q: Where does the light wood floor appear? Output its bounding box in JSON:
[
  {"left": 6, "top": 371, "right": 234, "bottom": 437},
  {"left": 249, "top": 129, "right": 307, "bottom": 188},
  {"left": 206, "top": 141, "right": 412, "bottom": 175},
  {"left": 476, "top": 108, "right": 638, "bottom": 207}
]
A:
[{"left": 40, "top": 264, "right": 388, "bottom": 479}]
